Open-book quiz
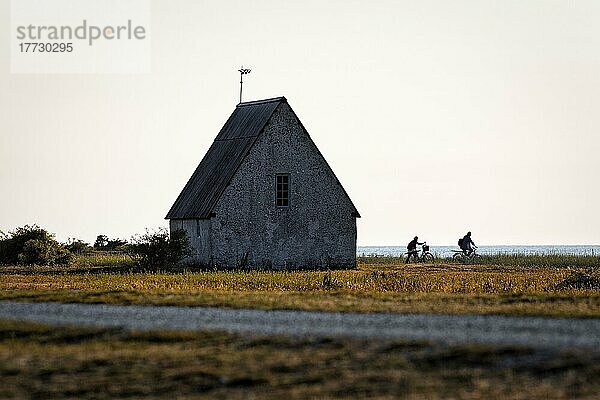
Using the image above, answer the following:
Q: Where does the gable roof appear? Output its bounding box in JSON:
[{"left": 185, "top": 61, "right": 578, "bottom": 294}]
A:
[
  {"left": 166, "top": 97, "right": 284, "bottom": 219},
  {"left": 166, "top": 96, "right": 360, "bottom": 219}
]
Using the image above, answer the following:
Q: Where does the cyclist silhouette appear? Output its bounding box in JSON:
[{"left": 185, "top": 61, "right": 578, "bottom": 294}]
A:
[
  {"left": 406, "top": 236, "right": 425, "bottom": 263},
  {"left": 460, "top": 232, "right": 477, "bottom": 255}
]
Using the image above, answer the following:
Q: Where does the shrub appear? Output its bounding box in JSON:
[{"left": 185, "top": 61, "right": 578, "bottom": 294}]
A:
[
  {"left": 556, "top": 271, "right": 600, "bottom": 290},
  {"left": 129, "top": 228, "right": 190, "bottom": 270},
  {"left": 93, "top": 235, "right": 128, "bottom": 251},
  {"left": 0, "top": 225, "right": 73, "bottom": 265},
  {"left": 64, "top": 238, "right": 92, "bottom": 254}
]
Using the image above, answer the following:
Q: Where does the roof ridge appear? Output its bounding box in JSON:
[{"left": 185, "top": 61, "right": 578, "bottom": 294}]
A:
[
  {"left": 166, "top": 97, "right": 283, "bottom": 219},
  {"left": 237, "top": 97, "right": 286, "bottom": 107},
  {"left": 167, "top": 98, "right": 360, "bottom": 219}
]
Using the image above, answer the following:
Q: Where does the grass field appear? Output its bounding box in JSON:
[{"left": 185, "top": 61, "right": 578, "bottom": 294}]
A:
[
  {"left": 2, "top": 255, "right": 600, "bottom": 398},
  {"left": 1, "top": 320, "right": 599, "bottom": 399},
  {"left": 1, "top": 256, "right": 599, "bottom": 317},
  {"left": 72, "top": 251, "right": 134, "bottom": 268},
  {"left": 360, "top": 253, "right": 600, "bottom": 268}
]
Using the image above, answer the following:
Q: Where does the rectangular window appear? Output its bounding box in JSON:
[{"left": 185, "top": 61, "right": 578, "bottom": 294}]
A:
[{"left": 276, "top": 174, "right": 290, "bottom": 207}]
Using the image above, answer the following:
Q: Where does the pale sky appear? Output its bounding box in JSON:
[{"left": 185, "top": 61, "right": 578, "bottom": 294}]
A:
[{"left": 1, "top": 0, "right": 599, "bottom": 245}]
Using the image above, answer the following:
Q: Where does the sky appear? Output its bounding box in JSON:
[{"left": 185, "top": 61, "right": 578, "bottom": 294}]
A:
[{"left": 1, "top": 0, "right": 599, "bottom": 246}]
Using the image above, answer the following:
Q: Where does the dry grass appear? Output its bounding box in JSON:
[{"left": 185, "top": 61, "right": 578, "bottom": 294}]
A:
[
  {"left": 1, "top": 263, "right": 599, "bottom": 317},
  {"left": 3, "top": 263, "right": 597, "bottom": 293},
  {"left": 1, "top": 320, "right": 599, "bottom": 399},
  {"left": 72, "top": 251, "right": 134, "bottom": 268},
  {"left": 361, "top": 253, "right": 600, "bottom": 269}
]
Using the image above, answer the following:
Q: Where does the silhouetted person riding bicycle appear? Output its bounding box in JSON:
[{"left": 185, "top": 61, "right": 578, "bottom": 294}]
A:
[
  {"left": 406, "top": 236, "right": 425, "bottom": 263},
  {"left": 459, "top": 232, "right": 477, "bottom": 255}
]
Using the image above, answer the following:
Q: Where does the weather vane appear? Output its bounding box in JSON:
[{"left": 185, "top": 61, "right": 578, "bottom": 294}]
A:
[{"left": 238, "top": 66, "right": 251, "bottom": 103}]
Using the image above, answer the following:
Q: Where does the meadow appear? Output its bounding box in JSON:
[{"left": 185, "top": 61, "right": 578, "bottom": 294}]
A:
[
  {"left": 2, "top": 254, "right": 600, "bottom": 399},
  {"left": 1, "top": 253, "right": 599, "bottom": 317},
  {"left": 1, "top": 320, "right": 598, "bottom": 399},
  {"left": 359, "top": 253, "right": 600, "bottom": 269}
]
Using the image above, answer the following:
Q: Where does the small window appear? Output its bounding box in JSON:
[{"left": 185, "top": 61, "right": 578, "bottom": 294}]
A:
[{"left": 276, "top": 174, "right": 290, "bottom": 207}]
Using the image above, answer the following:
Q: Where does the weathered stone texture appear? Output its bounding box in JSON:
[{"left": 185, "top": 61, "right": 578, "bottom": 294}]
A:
[
  {"left": 170, "top": 101, "right": 357, "bottom": 269},
  {"left": 170, "top": 218, "right": 211, "bottom": 265},
  {"left": 209, "top": 103, "right": 356, "bottom": 268}
]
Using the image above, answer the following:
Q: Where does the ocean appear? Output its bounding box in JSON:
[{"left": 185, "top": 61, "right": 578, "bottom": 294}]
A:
[{"left": 357, "top": 245, "right": 600, "bottom": 258}]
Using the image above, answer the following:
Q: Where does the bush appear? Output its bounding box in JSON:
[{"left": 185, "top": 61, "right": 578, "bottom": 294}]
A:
[
  {"left": 93, "top": 235, "right": 128, "bottom": 251},
  {"left": 64, "top": 238, "right": 92, "bottom": 253},
  {"left": 129, "top": 228, "right": 190, "bottom": 270},
  {"left": 0, "top": 225, "right": 73, "bottom": 265},
  {"left": 556, "top": 271, "right": 600, "bottom": 290}
]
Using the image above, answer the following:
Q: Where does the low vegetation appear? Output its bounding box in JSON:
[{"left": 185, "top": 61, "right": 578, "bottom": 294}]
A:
[
  {"left": 1, "top": 226, "right": 598, "bottom": 318},
  {"left": 129, "top": 228, "right": 191, "bottom": 271},
  {"left": 2, "top": 259, "right": 599, "bottom": 317},
  {"left": 93, "top": 234, "right": 128, "bottom": 251},
  {"left": 0, "top": 320, "right": 598, "bottom": 399},
  {"left": 476, "top": 253, "right": 600, "bottom": 269},
  {"left": 359, "top": 253, "right": 600, "bottom": 269},
  {"left": 0, "top": 225, "right": 72, "bottom": 266},
  {"left": 0, "top": 225, "right": 190, "bottom": 272},
  {"left": 72, "top": 251, "right": 135, "bottom": 269},
  {"left": 2, "top": 252, "right": 599, "bottom": 398}
]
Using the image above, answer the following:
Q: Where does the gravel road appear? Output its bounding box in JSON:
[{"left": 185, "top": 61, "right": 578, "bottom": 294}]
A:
[{"left": 1, "top": 301, "right": 599, "bottom": 349}]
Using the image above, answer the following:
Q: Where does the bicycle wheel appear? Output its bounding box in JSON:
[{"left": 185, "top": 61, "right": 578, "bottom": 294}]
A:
[
  {"left": 423, "top": 252, "right": 434, "bottom": 263},
  {"left": 452, "top": 252, "right": 464, "bottom": 262},
  {"left": 470, "top": 254, "right": 481, "bottom": 264}
]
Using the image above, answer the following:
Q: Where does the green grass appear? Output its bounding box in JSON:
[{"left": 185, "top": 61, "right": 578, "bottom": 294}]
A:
[{"left": 1, "top": 320, "right": 599, "bottom": 399}]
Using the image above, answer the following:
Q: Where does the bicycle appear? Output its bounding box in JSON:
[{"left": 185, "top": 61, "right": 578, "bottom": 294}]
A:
[
  {"left": 404, "top": 242, "right": 435, "bottom": 263},
  {"left": 451, "top": 247, "right": 481, "bottom": 263}
]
